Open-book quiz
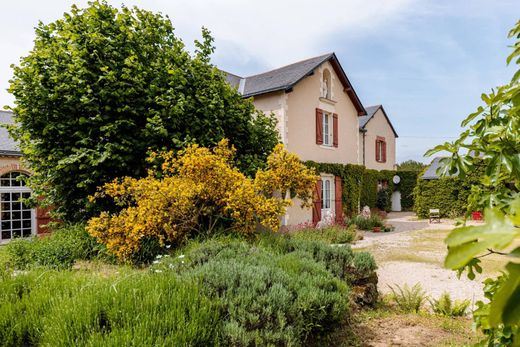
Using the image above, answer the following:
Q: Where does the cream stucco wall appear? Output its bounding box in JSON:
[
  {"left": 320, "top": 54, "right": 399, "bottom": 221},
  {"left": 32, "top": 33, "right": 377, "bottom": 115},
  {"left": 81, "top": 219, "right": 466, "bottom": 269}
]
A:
[
  {"left": 252, "top": 61, "right": 361, "bottom": 226},
  {"left": 359, "top": 108, "right": 396, "bottom": 170}
]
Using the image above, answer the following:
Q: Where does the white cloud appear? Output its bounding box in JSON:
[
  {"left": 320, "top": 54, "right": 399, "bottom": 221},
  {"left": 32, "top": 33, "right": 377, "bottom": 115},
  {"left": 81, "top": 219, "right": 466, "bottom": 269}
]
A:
[{"left": 0, "top": 0, "right": 419, "bottom": 106}]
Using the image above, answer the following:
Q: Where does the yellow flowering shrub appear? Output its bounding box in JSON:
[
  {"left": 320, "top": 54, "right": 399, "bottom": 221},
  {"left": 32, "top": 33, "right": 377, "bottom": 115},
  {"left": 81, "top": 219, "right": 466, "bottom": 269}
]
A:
[{"left": 86, "top": 140, "right": 317, "bottom": 260}]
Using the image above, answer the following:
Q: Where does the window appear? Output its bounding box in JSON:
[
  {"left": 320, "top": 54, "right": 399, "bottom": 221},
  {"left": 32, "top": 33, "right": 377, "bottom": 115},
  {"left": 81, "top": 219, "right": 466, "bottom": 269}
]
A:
[
  {"left": 320, "top": 176, "right": 335, "bottom": 219},
  {"left": 0, "top": 172, "right": 33, "bottom": 241},
  {"left": 322, "top": 69, "right": 332, "bottom": 99},
  {"left": 322, "top": 112, "right": 333, "bottom": 146},
  {"left": 376, "top": 137, "right": 387, "bottom": 163}
]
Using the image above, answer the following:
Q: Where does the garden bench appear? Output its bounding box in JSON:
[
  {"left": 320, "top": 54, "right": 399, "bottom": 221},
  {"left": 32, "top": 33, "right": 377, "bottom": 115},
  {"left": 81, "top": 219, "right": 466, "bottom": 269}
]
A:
[{"left": 429, "top": 209, "right": 440, "bottom": 223}]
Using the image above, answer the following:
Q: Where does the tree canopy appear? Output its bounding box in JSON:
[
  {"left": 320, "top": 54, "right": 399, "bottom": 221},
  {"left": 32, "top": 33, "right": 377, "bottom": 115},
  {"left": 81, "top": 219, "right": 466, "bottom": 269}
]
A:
[
  {"left": 8, "top": 1, "right": 278, "bottom": 221},
  {"left": 396, "top": 160, "right": 427, "bottom": 172}
]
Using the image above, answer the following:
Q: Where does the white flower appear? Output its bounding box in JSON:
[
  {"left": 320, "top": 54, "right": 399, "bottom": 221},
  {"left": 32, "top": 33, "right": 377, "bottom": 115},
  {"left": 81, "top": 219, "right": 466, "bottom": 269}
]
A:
[
  {"left": 154, "top": 269, "right": 163, "bottom": 273},
  {"left": 153, "top": 260, "right": 160, "bottom": 264},
  {"left": 181, "top": 261, "right": 185, "bottom": 264},
  {"left": 165, "top": 245, "right": 171, "bottom": 249},
  {"left": 178, "top": 254, "right": 185, "bottom": 259},
  {"left": 169, "top": 264, "right": 175, "bottom": 269},
  {"left": 156, "top": 254, "right": 163, "bottom": 259}
]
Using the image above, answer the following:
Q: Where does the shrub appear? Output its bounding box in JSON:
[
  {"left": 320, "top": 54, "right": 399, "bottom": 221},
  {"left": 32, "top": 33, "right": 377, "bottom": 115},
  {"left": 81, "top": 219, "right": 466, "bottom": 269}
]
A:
[
  {"left": 5, "top": 224, "right": 108, "bottom": 270},
  {"left": 348, "top": 215, "right": 384, "bottom": 230},
  {"left": 87, "top": 140, "right": 318, "bottom": 261},
  {"left": 0, "top": 270, "right": 220, "bottom": 346},
  {"left": 376, "top": 188, "right": 391, "bottom": 212},
  {"left": 290, "top": 224, "right": 356, "bottom": 244},
  {"left": 152, "top": 238, "right": 352, "bottom": 346},
  {"left": 389, "top": 283, "right": 427, "bottom": 313},
  {"left": 429, "top": 292, "right": 471, "bottom": 317}
]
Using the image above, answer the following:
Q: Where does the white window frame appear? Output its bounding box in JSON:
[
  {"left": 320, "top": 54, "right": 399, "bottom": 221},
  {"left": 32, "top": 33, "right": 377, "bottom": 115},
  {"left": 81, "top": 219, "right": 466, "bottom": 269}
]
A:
[
  {"left": 322, "top": 112, "right": 333, "bottom": 147},
  {"left": 320, "top": 175, "right": 335, "bottom": 221},
  {"left": 0, "top": 172, "right": 36, "bottom": 243}
]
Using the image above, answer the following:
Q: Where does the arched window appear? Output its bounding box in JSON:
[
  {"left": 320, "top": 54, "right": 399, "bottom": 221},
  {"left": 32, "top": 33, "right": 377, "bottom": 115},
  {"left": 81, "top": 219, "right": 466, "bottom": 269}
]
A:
[
  {"left": 0, "top": 171, "right": 34, "bottom": 241},
  {"left": 322, "top": 69, "right": 332, "bottom": 99}
]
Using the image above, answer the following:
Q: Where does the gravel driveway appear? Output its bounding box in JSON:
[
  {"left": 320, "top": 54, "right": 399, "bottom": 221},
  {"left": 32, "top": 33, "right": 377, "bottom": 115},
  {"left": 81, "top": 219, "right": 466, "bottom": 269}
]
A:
[{"left": 352, "top": 212, "right": 490, "bottom": 303}]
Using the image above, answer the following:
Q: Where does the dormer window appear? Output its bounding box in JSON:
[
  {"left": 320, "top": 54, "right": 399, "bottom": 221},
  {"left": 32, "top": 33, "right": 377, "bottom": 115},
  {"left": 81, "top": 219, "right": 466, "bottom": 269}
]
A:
[{"left": 322, "top": 69, "right": 331, "bottom": 99}]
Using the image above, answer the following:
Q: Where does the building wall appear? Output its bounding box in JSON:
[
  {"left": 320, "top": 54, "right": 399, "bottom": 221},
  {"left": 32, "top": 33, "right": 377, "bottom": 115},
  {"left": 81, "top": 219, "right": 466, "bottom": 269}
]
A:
[
  {"left": 284, "top": 61, "right": 359, "bottom": 164},
  {"left": 252, "top": 61, "right": 361, "bottom": 226},
  {"left": 359, "top": 108, "right": 396, "bottom": 170}
]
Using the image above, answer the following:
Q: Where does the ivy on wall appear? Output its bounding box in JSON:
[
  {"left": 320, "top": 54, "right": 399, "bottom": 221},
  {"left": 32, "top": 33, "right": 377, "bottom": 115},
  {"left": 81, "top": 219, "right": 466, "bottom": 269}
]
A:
[{"left": 305, "top": 161, "right": 419, "bottom": 215}]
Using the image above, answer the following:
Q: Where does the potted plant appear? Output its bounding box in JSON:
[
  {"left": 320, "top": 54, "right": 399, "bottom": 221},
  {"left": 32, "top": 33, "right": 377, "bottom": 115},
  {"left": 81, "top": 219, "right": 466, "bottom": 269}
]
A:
[{"left": 373, "top": 226, "right": 381, "bottom": 233}]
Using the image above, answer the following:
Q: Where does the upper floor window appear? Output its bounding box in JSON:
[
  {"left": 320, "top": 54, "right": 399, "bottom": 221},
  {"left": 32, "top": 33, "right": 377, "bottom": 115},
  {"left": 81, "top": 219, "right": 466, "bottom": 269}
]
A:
[
  {"left": 322, "top": 112, "right": 333, "bottom": 146},
  {"left": 376, "top": 137, "right": 387, "bottom": 163},
  {"left": 316, "top": 108, "right": 338, "bottom": 147},
  {"left": 322, "top": 69, "right": 331, "bottom": 99}
]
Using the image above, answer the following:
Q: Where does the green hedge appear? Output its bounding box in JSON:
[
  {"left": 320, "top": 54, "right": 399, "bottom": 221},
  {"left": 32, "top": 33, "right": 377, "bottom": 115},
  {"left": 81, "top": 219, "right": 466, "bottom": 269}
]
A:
[
  {"left": 413, "top": 165, "right": 484, "bottom": 219},
  {"left": 305, "top": 161, "right": 418, "bottom": 215}
]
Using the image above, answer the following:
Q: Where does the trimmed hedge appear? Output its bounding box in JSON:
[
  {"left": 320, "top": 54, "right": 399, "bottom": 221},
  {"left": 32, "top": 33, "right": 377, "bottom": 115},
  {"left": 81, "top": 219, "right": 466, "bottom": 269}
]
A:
[
  {"left": 413, "top": 165, "right": 484, "bottom": 218},
  {"left": 305, "top": 161, "right": 419, "bottom": 215}
]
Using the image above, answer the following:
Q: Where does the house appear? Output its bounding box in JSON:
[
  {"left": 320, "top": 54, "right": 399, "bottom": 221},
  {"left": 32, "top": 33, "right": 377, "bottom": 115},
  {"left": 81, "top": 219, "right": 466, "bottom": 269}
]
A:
[
  {"left": 224, "top": 53, "right": 397, "bottom": 226},
  {"left": 0, "top": 110, "right": 49, "bottom": 242},
  {"left": 358, "top": 105, "right": 398, "bottom": 170}
]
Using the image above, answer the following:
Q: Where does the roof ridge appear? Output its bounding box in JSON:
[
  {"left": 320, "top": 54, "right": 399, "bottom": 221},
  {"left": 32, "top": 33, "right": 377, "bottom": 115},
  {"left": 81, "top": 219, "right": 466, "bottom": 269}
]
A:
[{"left": 244, "top": 52, "right": 333, "bottom": 79}]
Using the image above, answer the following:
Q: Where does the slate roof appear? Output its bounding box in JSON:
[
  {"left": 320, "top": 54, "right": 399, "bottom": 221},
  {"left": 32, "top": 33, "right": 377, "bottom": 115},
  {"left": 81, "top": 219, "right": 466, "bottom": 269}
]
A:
[
  {"left": 357, "top": 104, "right": 398, "bottom": 138},
  {"left": 223, "top": 53, "right": 366, "bottom": 115},
  {"left": 421, "top": 157, "right": 459, "bottom": 180},
  {"left": 0, "top": 111, "right": 21, "bottom": 156}
]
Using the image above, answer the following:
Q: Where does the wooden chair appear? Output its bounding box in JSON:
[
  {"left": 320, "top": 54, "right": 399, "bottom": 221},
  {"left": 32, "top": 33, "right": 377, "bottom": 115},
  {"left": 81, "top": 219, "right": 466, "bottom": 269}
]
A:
[{"left": 429, "top": 209, "right": 440, "bottom": 223}]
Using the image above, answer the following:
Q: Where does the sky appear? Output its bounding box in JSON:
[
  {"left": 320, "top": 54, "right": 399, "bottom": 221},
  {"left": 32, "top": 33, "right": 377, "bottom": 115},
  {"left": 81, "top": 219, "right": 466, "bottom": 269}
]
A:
[{"left": 1, "top": 0, "right": 518, "bottom": 163}]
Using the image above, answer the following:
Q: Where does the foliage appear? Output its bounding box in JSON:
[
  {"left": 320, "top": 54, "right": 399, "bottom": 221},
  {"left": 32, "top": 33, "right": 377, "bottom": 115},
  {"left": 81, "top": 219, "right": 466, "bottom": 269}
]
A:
[
  {"left": 397, "top": 171, "right": 420, "bottom": 210},
  {"left": 428, "top": 292, "right": 470, "bottom": 317},
  {"left": 305, "top": 161, "right": 417, "bottom": 215},
  {"left": 413, "top": 176, "right": 475, "bottom": 218},
  {"left": 376, "top": 188, "right": 391, "bottom": 211},
  {"left": 389, "top": 283, "right": 427, "bottom": 313},
  {"left": 426, "top": 20, "right": 520, "bottom": 345},
  {"left": 151, "top": 237, "right": 361, "bottom": 346},
  {"left": 0, "top": 270, "right": 220, "bottom": 346},
  {"left": 87, "top": 140, "right": 318, "bottom": 262},
  {"left": 5, "top": 224, "right": 108, "bottom": 270},
  {"left": 304, "top": 161, "right": 365, "bottom": 216},
  {"left": 396, "top": 160, "right": 427, "bottom": 171},
  {"left": 289, "top": 224, "right": 357, "bottom": 244},
  {"left": 348, "top": 215, "right": 384, "bottom": 230},
  {"left": 7, "top": 0, "right": 279, "bottom": 222}
]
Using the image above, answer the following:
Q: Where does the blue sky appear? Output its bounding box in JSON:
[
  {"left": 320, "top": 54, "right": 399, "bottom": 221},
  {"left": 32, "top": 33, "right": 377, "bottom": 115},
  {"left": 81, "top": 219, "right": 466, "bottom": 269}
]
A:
[{"left": 1, "top": 0, "right": 518, "bottom": 163}]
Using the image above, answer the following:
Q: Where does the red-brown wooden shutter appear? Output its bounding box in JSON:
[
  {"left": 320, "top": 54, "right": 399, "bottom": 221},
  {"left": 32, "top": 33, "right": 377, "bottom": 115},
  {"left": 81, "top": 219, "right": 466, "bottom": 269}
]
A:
[
  {"left": 36, "top": 207, "right": 51, "bottom": 234},
  {"left": 332, "top": 113, "right": 338, "bottom": 147},
  {"left": 334, "top": 176, "right": 343, "bottom": 224},
  {"left": 312, "top": 179, "right": 322, "bottom": 225},
  {"left": 316, "top": 108, "right": 323, "bottom": 145},
  {"left": 375, "top": 140, "right": 380, "bottom": 162},
  {"left": 382, "top": 141, "right": 387, "bottom": 162}
]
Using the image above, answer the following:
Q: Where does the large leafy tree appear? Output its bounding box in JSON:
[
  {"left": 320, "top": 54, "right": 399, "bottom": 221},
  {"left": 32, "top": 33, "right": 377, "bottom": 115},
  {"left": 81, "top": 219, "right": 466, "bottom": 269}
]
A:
[
  {"left": 427, "top": 20, "right": 520, "bottom": 346},
  {"left": 8, "top": 1, "right": 278, "bottom": 221}
]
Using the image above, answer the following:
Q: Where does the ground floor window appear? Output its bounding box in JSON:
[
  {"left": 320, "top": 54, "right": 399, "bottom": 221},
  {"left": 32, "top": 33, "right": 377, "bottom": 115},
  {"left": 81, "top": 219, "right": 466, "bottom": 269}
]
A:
[
  {"left": 0, "top": 172, "right": 34, "bottom": 241},
  {"left": 321, "top": 176, "right": 335, "bottom": 220}
]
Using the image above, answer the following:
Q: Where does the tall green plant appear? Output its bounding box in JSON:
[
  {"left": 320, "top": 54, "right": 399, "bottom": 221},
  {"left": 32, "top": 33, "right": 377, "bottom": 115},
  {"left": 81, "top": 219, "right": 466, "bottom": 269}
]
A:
[
  {"left": 8, "top": 0, "right": 278, "bottom": 222},
  {"left": 426, "top": 20, "right": 520, "bottom": 346}
]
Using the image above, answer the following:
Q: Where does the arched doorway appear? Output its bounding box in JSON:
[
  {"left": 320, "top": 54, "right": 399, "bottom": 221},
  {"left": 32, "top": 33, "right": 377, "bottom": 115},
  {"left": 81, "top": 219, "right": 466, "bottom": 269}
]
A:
[{"left": 0, "top": 171, "right": 35, "bottom": 241}]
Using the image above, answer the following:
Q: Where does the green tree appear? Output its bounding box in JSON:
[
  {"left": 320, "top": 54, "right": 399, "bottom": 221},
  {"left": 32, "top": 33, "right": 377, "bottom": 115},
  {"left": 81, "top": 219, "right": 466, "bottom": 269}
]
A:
[
  {"left": 8, "top": 1, "right": 278, "bottom": 222},
  {"left": 396, "top": 160, "right": 427, "bottom": 171},
  {"left": 426, "top": 20, "right": 520, "bottom": 346}
]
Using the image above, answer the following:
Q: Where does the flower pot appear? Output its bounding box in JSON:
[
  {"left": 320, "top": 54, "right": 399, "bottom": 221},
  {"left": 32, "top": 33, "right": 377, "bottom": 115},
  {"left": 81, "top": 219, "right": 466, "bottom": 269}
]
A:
[
  {"left": 373, "top": 226, "right": 381, "bottom": 233},
  {"left": 472, "top": 211, "right": 482, "bottom": 221}
]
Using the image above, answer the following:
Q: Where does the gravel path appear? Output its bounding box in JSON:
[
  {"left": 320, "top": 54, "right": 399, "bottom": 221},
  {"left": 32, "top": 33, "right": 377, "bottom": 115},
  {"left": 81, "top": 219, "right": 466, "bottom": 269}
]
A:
[{"left": 352, "top": 212, "right": 487, "bottom": 302}]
